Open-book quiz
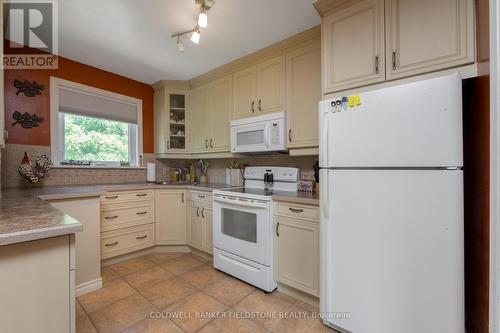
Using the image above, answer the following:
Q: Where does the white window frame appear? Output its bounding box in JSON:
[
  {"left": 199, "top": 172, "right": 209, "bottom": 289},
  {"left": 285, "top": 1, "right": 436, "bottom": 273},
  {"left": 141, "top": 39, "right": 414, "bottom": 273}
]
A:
[{"left": 50, "top": 77, "right": 143, "bottom": 167}]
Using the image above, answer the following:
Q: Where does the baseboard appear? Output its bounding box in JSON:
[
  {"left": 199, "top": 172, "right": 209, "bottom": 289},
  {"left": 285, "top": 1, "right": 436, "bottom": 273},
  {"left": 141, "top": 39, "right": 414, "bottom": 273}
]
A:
[
  {"left": 277, "top": 282, "right": 319, "bottom": 308},
  {"left": 101, "top": 245, "right": 191, "bottom": 266},
  {"left": 76, "top": 278, "right": 102, "bottom": 297},
  {"left": 189, "top": 247, "right": 213, "bottom": 262}
]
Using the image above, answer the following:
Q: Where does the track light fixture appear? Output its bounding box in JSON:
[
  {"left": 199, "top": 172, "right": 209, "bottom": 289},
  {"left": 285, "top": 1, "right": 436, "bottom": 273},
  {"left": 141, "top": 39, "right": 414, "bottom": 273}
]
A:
[
  {"left": 190, "top": 27, "right": 200, "bottom": 44},
  {"left": 176, "top": 37, "right": 184, "bottom": 52},
  {"left": 170, "top": 0, "right": 214, "bottom": 52}
]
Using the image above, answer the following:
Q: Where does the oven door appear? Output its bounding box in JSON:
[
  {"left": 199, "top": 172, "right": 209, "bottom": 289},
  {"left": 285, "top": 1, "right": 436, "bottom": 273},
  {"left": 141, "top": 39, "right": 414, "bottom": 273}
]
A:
[
  {"left": 213, "top": 195, "right": 271, "bottom": 266},
  {"left": 231, "top": 122, "right": 270, "bottom": 153}
]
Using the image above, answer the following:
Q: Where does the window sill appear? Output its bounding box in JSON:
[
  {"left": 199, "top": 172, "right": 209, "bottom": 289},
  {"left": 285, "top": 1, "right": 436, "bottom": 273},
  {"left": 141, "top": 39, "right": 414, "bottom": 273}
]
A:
[{"left": 51, "top": 165, "right": 147, "bottom": 170}]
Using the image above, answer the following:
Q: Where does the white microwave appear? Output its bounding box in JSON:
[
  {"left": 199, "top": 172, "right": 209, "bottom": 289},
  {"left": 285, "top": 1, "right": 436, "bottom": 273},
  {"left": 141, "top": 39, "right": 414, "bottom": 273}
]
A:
[{"left": 230, "top": 112, "right": 286, "bottom": 153}]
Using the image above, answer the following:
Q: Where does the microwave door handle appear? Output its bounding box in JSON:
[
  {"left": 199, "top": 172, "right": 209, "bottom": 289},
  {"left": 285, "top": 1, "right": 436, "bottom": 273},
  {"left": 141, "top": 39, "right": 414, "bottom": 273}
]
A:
[{"left": 264, "top": 124, "right": 270, "bottom": 148}]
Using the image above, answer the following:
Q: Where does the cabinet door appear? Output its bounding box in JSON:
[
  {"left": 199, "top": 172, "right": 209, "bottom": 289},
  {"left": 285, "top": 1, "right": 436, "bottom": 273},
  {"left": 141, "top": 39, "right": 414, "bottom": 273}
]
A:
[
  {"left": 166, "top": 92, "right": 189, "bottom": 152},
  {"left": 256, "top": 55, "right": 286, "bottom": 114},
  {"left": 153, "top": 89, "right": 166, "bottom": 154},
  {"left": 208, "top": 75, "right": 232, "bottom": 152},
  {"left": 322, "top": 0, "right": 385, "bottom": 93},
  {"left": 201, "top": 207, "right": 213, "bottom": 254},
  {"left": 189, "top": 84, "right": 210, "bottom": 153},
  {"left": 156, "top": 190, "right": 186, "bottom": 245},
  {"left": 286, "top": 42, "right": 321, "bottom": 149},
  {"left": 188, "top": 202, "right": 203, "bottom": 250},
  {"left": 233, "top": 67, "right": 257, "bottom": 119},
  {"left": 386, "top": 0, "right": 474, "bottom": 80},
  {"left": 275, "top": 217, "right": 319, "bottom": 296}
]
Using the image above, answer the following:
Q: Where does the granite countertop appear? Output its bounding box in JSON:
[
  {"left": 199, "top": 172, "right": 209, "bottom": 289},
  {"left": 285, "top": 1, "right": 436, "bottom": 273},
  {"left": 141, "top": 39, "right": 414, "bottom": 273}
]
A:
[{"left": 0, "top": 182, "right": 318, "bottom": 246}]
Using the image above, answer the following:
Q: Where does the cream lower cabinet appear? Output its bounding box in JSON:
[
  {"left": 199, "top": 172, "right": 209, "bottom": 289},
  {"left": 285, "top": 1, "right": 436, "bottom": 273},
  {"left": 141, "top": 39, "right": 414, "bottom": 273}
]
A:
[
  {"left": 286, "top": 41, "right": 321, "bottom": 149},
  {"left": 0, "top": 235, "right": 75, "bottom": 333},
  {"left": 187, "top": 191, "right": 213, "bottom": 254},
  {"left": 100, "top": 190, "right": 156, "bottom": 259},
  {"left": 156, "top": 190, "right": 187, "bottom": 245},
  {"left": 274, "top": 202, "right": 319, "bottom": 297}
]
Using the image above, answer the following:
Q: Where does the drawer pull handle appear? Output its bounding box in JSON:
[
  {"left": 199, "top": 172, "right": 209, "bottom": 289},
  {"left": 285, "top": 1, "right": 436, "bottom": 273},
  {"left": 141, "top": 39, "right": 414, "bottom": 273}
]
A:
[
  {"left": 136, "top": 235, "right": 148, "bottom": 240},
  {"left": 198, "top": 194, "right": 206, "bottom": 198},
  {"left": 105, "top": 215, "right": 119, "bottom": 220},
  {"left": 136, "top": 193, "right": 148, "bottom": 197},
  {"left": 105, "top": 195, "right": 118, "bottom": 199},
  {"left": 201, "top": 207, "right": 205, "bottom": 218},
  {"left": 105, "top": 242, "right": 118, "bottom": 247},
  {"left": 196, "top": 206, "right": 200, "bottom": 217},
  {"left": 136, "top": 211, "right": 148, "bottom": 215},
  {"left": 258, "top": 99, "right": 262, "bottom": 112},
  {"left": 289, "top": 208, "right": 304, "bottom": 213}
]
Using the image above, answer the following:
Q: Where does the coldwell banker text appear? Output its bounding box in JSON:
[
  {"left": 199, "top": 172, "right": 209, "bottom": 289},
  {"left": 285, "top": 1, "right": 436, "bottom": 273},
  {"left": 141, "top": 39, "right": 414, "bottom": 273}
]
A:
[{"left": 2, "top": 0, "right": 58, "bottom": 69}]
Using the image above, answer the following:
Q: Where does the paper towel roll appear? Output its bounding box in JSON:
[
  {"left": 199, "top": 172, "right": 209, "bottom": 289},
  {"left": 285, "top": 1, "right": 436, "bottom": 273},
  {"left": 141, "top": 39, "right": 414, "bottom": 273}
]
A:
[{"left": 147, "top": 163, "right": 156, "bottom": 182}]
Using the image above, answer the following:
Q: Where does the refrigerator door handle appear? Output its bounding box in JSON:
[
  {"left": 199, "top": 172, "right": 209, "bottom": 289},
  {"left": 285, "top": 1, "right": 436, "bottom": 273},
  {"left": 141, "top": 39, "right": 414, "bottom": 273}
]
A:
[
  {"left": 321, "top": 114, "right": 329, "bottom": 166},
  {"left": 321, "top": 171, "right": 329, "bottom": 218}
]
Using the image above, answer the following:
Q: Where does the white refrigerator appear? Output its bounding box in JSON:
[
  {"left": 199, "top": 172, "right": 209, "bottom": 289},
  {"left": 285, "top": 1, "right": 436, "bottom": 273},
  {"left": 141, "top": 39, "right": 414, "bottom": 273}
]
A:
[{"left": 319, "top": 74, "right": 464, "bottom": 333}]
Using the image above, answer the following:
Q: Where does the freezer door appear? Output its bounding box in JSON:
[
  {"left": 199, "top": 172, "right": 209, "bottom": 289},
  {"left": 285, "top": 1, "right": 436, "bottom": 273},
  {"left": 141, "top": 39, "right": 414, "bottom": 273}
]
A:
[
  {"left": 324, "top": 74, "right": 463, "bottom": 167},
  {"left": 321, "top": 169, "right": 464, "bottom": 333}
]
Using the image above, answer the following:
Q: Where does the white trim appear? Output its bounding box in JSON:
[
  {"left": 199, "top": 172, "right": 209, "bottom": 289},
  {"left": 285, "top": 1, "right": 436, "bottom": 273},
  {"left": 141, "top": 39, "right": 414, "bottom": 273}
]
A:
[
  {"left": 490, "top": 0, "right": 500, "bottom": 332},
  {"left": 75, "top": 277, "right": 102, "bottom": 297},
  {"left": 50, "top": 77, "right": 143, "bottom": 167}
]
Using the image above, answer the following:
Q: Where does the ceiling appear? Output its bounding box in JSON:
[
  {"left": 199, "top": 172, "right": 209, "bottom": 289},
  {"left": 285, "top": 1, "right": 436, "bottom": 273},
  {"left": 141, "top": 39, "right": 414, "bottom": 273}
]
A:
[{"left": 58, "top": 0, "right": 320, "bottom": 84}]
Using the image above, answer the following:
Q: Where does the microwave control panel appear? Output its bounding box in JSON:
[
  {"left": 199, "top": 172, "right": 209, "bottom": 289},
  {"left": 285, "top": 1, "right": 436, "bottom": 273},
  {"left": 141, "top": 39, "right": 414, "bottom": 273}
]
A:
[{"left": 271, "top": 122, "right": 280, "bottom": 144}]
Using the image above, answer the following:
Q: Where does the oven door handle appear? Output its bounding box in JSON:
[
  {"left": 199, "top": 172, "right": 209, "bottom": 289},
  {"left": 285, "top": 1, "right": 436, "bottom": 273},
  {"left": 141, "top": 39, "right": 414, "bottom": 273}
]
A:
[{"left": 213, "top": 195, "right": 268, "bottom": 209}]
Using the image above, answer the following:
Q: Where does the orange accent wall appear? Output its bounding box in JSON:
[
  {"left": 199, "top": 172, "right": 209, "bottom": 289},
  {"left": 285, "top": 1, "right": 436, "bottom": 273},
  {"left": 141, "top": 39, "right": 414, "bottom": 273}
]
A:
[{"left": 3, "top": 56, "right": 154, "bottom": 152}]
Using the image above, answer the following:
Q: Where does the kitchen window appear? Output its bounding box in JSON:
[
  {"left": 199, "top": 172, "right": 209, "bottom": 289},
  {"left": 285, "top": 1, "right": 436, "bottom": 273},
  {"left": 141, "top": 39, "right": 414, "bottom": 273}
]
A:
[{"left": 50, "top": 77, "right": 143, "bottom": 167}]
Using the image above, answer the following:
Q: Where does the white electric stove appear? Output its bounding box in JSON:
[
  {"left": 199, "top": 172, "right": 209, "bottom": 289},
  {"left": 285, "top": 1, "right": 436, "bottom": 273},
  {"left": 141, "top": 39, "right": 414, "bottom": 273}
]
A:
[{"left": 212, "top": 166, "right": 300, "bottom": 292}]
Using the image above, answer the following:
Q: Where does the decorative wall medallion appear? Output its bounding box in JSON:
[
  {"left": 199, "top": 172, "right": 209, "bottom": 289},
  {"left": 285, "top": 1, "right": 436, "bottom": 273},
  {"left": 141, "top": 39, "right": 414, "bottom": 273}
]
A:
[
  {"left": 12, "top": 111, "right": 44, "bottom": 128},
  {"left": 14, "top": 80, "right": 44, "bottom": 97}
]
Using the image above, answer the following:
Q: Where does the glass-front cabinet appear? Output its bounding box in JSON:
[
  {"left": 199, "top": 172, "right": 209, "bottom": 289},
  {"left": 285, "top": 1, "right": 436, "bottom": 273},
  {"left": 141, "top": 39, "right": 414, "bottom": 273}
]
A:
[
  {"left": 167, "top": 93, "right": 187, "bottom": 151},
  {"left": 153, "top": 82, "right": 190, "bottom": 154}
]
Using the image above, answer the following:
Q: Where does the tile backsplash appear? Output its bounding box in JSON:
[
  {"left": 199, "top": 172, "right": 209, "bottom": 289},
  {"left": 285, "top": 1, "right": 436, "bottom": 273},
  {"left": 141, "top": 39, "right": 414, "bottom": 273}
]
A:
[
  {"left": 156, "top": 154, "right": 318, "bottom": 184},
  {"left": 1, "top": 144, "right": 156, "bottom": 188},
  {"left": 1, "top": 144, "right": 318, "bottom": 188}
]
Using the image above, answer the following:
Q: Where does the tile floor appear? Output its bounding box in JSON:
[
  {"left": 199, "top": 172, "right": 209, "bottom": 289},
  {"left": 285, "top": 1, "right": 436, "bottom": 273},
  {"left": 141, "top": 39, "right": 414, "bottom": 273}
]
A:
[{"left": 76, "top": 252, "right": 335, "bottom": 333}]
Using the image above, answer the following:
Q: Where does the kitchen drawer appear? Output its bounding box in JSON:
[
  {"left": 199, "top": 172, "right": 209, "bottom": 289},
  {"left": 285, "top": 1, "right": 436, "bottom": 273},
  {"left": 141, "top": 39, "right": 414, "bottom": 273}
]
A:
[
  {"left": 101, "top": 201, "right": 155, "bottom": 232},
  {"left": 100, "top": 223, "right": 155, "bottom": 259},
  {"left": 101, "top": 190, "right": 154, "bottom": 205},
  {"left": 275, "top": 202, "right": 319, "bottom": 221},
  {"left": 187, "top": 190, "right": 213, "bottom": 206}
]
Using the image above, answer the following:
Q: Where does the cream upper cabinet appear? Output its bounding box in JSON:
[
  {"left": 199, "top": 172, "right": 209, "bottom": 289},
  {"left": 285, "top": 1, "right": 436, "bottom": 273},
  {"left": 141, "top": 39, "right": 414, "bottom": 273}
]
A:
[
  {"left": 153, "top": 84, "right": 190, "bottom": 154},
  {"left": 322, "top": 0, "right": 385, "bottom": 94},
  {"left": 233, "top": 55, "right": 286, "bottom": 119},
  {"left": 286, "top": 41, "right": 321, "bottom": 149},
  {"left": 190, "top": 84, "right": 210, "bottom": 153},
  {"left": 156, "top": 190, "right": 186, "bottom": 245},
  {"left": 385, "top": 0, "right": 475, "bottom": 80},
  {"left": 256, "top": 55, "right": 286, "bottom": 114},
  {"left": 208, "top": 75, "right": 232, "bottom": 152},
  {"left": 233, "top": 67, "right": 257, "bottom": 119}
]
